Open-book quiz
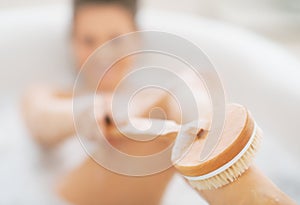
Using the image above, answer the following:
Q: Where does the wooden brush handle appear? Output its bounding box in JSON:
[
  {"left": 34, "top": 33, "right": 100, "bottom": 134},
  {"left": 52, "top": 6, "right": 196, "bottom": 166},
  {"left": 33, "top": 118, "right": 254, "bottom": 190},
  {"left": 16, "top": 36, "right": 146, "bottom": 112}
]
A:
[
  {"left": 106, "top": 118, "right": 210, "bottom": 144},
  {"left": 197, "top": 166, "right": 296, "bottom": 205}
]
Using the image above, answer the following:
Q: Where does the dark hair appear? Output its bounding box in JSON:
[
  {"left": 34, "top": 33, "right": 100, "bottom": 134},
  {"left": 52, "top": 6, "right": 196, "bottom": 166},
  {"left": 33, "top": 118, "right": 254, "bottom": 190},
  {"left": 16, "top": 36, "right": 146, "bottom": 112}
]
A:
[{"left": 73, "top": 0, "right": 138, "bottom": 17}]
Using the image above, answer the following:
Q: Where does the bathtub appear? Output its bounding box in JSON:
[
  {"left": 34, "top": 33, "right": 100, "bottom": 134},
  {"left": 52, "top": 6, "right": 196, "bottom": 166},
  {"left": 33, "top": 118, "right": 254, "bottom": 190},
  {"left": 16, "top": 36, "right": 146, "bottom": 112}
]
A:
[{"left": 0, "top": 3, "right": 299, "bottom": 204}]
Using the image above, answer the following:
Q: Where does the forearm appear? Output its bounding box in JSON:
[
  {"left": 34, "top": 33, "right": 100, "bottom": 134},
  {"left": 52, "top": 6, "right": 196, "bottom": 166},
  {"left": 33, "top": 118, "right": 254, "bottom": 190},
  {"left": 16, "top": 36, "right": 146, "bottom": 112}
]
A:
[
  {"left": 22, "top": 87, "right": 75, "bottom": 146},
  {"left": 198, "top": 166, "right": 296, "bottom": 205}
]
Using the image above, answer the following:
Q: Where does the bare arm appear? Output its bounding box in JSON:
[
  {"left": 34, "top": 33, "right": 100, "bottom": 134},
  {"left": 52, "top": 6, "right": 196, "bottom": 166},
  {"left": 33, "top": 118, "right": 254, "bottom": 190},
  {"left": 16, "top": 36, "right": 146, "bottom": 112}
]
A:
[
  {"left": 197, "top": 166, "right": 296, "bottom": 205},
  {"left": 22, "top": 86, "right": 75, "bottom": 146}
]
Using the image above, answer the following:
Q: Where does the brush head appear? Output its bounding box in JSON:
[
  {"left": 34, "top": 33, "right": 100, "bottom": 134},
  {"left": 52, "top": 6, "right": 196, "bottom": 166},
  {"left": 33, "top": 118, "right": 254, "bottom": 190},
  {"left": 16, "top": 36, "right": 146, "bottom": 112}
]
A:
[{"left": 172, "top": 104, "right": 262, "bottom": 190}]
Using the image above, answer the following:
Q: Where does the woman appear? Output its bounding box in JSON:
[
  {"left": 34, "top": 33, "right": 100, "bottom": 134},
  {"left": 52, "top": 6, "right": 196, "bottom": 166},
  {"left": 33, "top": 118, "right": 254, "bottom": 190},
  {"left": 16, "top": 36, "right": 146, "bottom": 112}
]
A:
[
  {"left": 22, "top": 0, "right": 296, "bottom": 204},
  {"left": 22, "top": 1, "right": 176, "bottom": 205}
]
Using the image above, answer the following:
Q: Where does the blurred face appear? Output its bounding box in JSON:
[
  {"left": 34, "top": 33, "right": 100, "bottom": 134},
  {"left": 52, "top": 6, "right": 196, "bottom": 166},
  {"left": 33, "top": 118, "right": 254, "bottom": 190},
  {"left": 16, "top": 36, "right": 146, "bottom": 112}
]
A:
[{"left": 73, "top": 4, "right": 136, "bottom": 91}]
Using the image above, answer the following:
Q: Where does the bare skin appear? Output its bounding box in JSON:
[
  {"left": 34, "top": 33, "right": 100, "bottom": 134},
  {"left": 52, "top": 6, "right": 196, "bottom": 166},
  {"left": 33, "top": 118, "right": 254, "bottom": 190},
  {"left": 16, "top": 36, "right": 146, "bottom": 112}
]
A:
[
  {"left": 72, "top": 4, "right": 136, "bottom": 91},
  {"left": 198, "top": 166, "right": 297, "bottom": 205},
  {"left": 57, "top": 140, "right": 175, "bottom": 205},
  {"left": 22, "top": 4, "right": 178, "bottom": 205},
  {"left": 22, "top": 3, "right": 137, "bottom": 146},
  {"left": 22, "top": 3, "right": 296, "bottom": 205}
]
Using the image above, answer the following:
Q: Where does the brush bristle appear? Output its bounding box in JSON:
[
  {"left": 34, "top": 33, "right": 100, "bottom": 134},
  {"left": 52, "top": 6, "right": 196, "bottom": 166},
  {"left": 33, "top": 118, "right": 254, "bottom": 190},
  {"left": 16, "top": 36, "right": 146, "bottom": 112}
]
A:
[{"left": 187, "top": 127, "right": 262, "bottom": 190}]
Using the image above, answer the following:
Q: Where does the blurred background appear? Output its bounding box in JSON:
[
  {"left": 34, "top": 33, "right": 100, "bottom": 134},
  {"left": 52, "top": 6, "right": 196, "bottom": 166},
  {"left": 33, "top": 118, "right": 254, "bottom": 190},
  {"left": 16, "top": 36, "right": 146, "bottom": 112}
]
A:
[
  {"left": 1, "top": 0, "right": 300, "bottom": 56},
  {"left": 0, "top": 0, "right": 300, "bottom": 204}
]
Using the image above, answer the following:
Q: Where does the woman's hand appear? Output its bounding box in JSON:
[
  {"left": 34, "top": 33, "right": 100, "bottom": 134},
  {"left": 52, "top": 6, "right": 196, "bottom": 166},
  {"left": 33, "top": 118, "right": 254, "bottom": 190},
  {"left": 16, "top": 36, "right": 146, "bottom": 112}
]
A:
[{"left": 74, "top": 93, "right": 109, "bottom": 142}]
